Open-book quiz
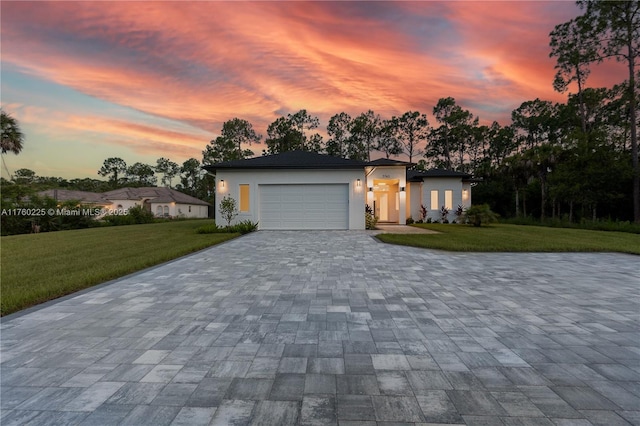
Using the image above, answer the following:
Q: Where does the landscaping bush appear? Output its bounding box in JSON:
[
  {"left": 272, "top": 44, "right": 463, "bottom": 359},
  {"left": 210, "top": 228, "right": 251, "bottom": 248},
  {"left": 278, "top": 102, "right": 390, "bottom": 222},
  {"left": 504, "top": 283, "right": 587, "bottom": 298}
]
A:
[
  {"left": 365, "top": 204, "right": 378, "bottom": 230},
  {"left": 102, "top": 205, "right": 155, "bottom": 226},
  {"left": 195, "top": 220, "right": 258, "bottom": 235},
  {"left": 406, "top": 217, "right": 415, "bottom": 224},
  {"left": 440, "top": 206, "right": 450, "bottom": 223},
  {"left": 464, "top": 204, "right": 499, "bottom": 227},
  {"left": 219, "top": 195, "right": 238, "bottom": 227}
]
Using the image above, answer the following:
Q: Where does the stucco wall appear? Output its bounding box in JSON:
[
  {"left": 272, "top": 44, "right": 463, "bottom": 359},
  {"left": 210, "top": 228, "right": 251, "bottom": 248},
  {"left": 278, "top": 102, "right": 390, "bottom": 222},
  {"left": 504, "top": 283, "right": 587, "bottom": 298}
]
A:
[
  {"left": 151, "top": 203, "right": 208, "bottom": 218},
  {"left": 215, "top": 169, "right": 367, "bottom": 229},
  {"left": 421, "top": 178, "right": 469, "bottom": 222}
]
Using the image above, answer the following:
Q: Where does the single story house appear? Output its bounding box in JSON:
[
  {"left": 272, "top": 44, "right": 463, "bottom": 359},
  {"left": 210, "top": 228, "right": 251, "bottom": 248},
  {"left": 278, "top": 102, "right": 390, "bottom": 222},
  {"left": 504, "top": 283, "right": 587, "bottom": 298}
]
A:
[
  {"left": 204, "top": 151, "right": 472, "bottom": 230},
  {"left": 38, "top": 187, "right": 210, "bottom": 219}
]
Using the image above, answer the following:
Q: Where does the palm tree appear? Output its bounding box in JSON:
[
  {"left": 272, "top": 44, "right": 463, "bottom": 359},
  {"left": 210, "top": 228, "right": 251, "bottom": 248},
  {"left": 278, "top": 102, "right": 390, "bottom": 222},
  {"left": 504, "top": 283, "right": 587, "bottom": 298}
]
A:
[{"left": 1, "top": 110, "right": 24, "bottom": 155}]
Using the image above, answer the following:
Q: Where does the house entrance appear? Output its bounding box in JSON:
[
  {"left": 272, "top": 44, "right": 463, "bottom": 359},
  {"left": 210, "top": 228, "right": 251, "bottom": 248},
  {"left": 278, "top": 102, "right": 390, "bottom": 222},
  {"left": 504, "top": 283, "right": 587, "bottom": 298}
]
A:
[{"left": 372, "top": 179, "right": 399, "bottom": 223}]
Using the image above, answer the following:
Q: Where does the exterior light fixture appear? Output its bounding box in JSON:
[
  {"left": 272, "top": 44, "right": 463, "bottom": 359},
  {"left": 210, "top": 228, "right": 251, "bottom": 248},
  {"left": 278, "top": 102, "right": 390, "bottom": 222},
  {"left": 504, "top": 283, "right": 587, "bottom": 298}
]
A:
[
  {"left": 356, "top": 179, "right": 361, "bottom": 187},
  {"left": 220, "top": 179, "right": 225, "bottom": 188},
  {"left": 368, "top": 187, "right": 373, "bottom": 192},
  {"left": 400, "top": 186, "right": 405, "bottom": 192}
]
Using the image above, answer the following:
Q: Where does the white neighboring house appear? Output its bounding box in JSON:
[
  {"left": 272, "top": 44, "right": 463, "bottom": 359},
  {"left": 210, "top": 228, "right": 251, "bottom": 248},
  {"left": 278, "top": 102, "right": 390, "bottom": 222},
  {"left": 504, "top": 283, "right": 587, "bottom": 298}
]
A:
[
  {"left": 204, "top": 150, "right": 473, "bottom": 230},
  {"left": 102, "top": 187, "right": 210, "bottom": 218},
  {"left": 38, "top": 187, "right": 210, "bottom": 219}
]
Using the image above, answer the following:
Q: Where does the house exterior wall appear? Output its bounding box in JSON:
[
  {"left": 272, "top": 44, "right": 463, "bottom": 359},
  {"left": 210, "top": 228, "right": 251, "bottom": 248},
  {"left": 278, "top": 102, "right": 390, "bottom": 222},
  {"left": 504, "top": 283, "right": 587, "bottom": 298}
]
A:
[
  {"left": 105, "top": 199, "right": 140, "bottom": 213},
  {"left": 151, "top": 203, "right": 208, "bottom": 218},
  {"left": 215, "top": 169, "right": 366, "bottom": 229},
  {"left": 421, "top": 178, "right": 470, "bottom": 222},
  {"left": 408, "top": 182, "right": 422, "bottom": 220}
]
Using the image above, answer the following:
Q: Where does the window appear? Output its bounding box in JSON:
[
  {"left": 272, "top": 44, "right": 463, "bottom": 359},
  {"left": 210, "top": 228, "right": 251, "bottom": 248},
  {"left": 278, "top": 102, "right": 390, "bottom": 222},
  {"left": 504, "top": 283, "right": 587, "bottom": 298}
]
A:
[
  {"left": 445, "top": 190, "right": 453, "bottom": 210},
  {"left": 156, "top": 206, "right": 162, "bottom": 216},
  {"left": 188, "top": 206, "right": 192, "bottom": 213},
  {"left": 163, "top": 206, "right": 169, "bottom": 217},
  {"left": 430, "top": 190, "right": 438, "bottom": 210},
  {"left": 239, "top": 184, "right": 250, "bottom": 212}
]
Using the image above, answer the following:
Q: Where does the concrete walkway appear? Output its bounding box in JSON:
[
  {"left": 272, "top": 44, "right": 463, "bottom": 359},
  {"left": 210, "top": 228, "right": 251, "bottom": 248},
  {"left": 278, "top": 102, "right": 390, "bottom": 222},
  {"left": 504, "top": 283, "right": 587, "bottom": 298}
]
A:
[
  {"left": 1, "top": 231, "right": 639, "bottom": 425},
  {"left": 375, "top": 224, "right": 439, "bottom": 234}
]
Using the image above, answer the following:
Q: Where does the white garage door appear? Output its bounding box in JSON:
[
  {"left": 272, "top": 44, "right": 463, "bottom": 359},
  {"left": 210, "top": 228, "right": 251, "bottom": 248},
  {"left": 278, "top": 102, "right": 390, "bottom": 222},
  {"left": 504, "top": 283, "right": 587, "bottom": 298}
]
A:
[{"left": 259, "top": 184, "right": 349, "bottom": 230}]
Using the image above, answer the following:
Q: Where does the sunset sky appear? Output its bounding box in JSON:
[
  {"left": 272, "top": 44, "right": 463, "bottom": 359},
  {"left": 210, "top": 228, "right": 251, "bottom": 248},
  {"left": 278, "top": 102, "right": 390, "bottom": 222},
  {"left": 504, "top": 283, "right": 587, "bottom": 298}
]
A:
[{"left": 0, "top": 1, "right": 626, "bottom": 180}]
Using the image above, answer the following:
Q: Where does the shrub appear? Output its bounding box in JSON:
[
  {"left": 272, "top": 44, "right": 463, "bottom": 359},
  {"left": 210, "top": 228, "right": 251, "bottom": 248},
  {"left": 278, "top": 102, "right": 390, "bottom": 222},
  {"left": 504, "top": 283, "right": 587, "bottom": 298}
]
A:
[
  {"left": 127, "top": 206, "right": 155, "bottom": 224},
  {"left": 365, "top": 204, "right": 378, "bottom": 230},
  {"left": 440, "top": 206, "right": 450, "bottom": 224},
  {"left": 406, "top": 217, "right": 415, "bottom": 225},
  {"left": 195, "top": 220, "right": 258, "bottom": 235},
  {"left": 419, "top": 204, "right": 427, "bottom": 222},
  {"left": 455, "top": 205, "right": 465, "bottom": 223},
  {"left": 230, "top": 220, "right": 259, "bottom": 234},
  {"left": 219, "top": 195, "right": 238, "bottom": 227},
  {"left": 464, "top": 204, "right": 499, "bottom": 227}
]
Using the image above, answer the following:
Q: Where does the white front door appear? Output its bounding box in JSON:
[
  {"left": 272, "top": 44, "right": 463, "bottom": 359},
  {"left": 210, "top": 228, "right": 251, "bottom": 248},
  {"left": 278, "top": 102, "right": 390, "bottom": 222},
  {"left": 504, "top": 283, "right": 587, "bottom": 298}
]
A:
[{"left": 379, "top": 193, "right": 388, "bottom": 221}]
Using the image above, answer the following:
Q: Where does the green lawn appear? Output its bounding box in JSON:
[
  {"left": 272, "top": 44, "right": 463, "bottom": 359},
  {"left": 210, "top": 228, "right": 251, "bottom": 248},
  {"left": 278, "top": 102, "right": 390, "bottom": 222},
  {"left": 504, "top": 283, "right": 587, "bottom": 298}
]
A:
[
  {"left": 1, "top": 220, "right": 238, "bottom": 316},
  {"left": 377, "top": 223, "right": 640, "bottom": 255}
]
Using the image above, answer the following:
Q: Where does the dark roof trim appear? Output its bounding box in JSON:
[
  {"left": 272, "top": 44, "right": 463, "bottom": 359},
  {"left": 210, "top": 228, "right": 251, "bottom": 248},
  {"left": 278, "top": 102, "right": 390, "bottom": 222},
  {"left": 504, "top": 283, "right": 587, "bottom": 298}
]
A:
[
  {"left": 407, "top": 169, "right": 472, "bottom": 182},
  {"left": 366, "top": 158, "right": 414, "bottom": 167},
  {"left": 203, "top": 150, "right": 368, "bottom": 172}
]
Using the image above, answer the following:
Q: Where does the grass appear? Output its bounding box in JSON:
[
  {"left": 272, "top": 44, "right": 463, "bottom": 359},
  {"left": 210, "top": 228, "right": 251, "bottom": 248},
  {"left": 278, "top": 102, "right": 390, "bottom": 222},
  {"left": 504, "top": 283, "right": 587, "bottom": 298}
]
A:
[
  {"left": 377, "top": 223, "right": 640, "bottom": 255},
  {"left": 1, "top": 220, "right": 238, "bottom": 316}
]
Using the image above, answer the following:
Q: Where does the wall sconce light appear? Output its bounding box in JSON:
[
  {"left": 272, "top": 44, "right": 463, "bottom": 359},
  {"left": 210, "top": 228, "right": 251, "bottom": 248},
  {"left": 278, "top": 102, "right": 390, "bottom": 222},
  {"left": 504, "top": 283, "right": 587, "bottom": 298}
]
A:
[
  {"left": 462, "top": 189, "right": 469, "bottom": 200},
  {"left": 220, "top": 179, "right": 225, "bottom": 188},
  {"left": 368, "top": 187, "right": 373, "bottom": 192},
  {"left": 356, "top": 179, "right": 361, "bottom": 187},
  {"left": 400, "top": 186, "right": 405, "bottom": 192}
]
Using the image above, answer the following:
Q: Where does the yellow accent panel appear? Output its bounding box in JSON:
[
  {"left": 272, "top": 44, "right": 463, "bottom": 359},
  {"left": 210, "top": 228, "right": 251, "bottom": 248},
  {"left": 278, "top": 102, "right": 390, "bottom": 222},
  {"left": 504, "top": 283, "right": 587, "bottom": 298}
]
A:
[{"left": 240, "top": 184, "right": 250, "bottom": 212}]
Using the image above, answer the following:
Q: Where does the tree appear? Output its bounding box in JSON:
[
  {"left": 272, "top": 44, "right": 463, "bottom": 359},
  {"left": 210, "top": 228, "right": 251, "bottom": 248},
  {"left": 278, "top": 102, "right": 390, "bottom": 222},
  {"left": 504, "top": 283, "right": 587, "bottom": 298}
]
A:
[
  {"left": 220, "top": 118, "right": 261, "bottom": 158},
  {"left": 12, "top": 168, "right": 36, "bottom": 184},
  {"left": 126, "top": 162, "right": 156, "bottom": 186},
  {"left": 427, "top": 98, "right": 477, "bottom": 170},
  {"left": 289, "top": 109, "right": 320, "bottom": 148},
  {"left": 578, "top": 0, "right": 640, "bottom": 222},
  {"left": 179, "top": 158, "right": 202, "bottom": 196},
  {"left": 550, "top": 15, "right": 598, "bottom": 133},
  {"left": 1, "top": 110, "right": 24, "bottom": 155},
  {"left": 264, "top": 110, "right": 323, "bottom": 154},
  {"left": 264, "top": 116, "right": 303, "bottom": 154},
  {"left": 376, "top": 119, "right": 403, "bottom": 159},
  {"left": 391, "top": 111, "right": 430, "bottom": 163},
  {"left": 326, "top": 112, "right": 353, "bottom": 158},
  {"left": 98, "top": 157, "right": 127, "bottom": 188},
  {"left": 219, "top": 194, "right": 238, "bottom": 227},
  {"left": 511, "top": 99, "right": 557, "bottom": 150},
  {"left": 351, "top": 110, "right": 383, "bottom": 161},
  {"left": 155, "top": 157, "right": 180, "bottom": 187}
]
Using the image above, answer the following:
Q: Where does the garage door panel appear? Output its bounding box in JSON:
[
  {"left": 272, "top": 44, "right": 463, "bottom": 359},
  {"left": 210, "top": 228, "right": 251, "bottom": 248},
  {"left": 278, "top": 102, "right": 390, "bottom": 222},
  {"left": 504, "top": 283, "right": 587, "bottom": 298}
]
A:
[{"left": 259, "top": 184, "right": 349, "bottom": 230}]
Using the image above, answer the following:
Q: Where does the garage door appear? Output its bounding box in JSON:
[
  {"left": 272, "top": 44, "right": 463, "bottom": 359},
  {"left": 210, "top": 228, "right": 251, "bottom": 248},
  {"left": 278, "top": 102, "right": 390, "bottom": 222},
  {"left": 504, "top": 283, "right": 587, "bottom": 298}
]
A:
[{"left": 259, "top": 184, "right": 349, "bottom": 230}]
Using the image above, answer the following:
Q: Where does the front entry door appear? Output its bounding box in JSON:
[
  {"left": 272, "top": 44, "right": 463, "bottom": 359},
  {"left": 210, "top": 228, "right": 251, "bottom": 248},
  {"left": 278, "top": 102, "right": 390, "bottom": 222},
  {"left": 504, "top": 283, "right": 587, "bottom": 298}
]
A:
[{"left": 379, "top": 193, "right": 388, "bottom": 221}]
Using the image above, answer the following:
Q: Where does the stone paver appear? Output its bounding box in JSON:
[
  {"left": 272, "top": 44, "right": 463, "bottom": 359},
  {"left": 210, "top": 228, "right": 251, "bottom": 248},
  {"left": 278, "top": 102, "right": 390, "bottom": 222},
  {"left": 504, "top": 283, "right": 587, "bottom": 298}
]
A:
[{"left": 1, "top": 230, "right": 639, "bottom": 425}]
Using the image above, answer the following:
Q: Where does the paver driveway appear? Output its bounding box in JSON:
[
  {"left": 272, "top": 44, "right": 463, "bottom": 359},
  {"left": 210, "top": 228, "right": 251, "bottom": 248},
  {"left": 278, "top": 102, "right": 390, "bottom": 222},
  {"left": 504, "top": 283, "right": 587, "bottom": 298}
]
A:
[{"left": 1, "top": 231, "right": 639, "bottom": 426}]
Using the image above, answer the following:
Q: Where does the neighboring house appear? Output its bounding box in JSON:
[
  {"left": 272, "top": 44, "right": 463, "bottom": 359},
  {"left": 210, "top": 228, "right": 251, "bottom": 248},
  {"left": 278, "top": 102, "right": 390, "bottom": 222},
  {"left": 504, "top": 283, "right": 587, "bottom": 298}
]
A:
[
  {"left": 204, "top": 150, "right": 473, "bottom": 230},
  {"left": 38, "top": 187, "right": 210, "bottom": 219},
  {"left": 102, "top": 187, "right": 210, "bottom": 218}
]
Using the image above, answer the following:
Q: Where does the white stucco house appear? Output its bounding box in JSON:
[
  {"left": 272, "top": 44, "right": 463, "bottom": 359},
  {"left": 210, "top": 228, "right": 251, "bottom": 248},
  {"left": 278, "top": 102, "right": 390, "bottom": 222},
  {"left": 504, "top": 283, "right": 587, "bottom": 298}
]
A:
[
  {"left": 39, "top": 187, "right": 210, "bottom": 219},
  {"left": 204, "top": 151, "right": 473, "bottom": 230},
  {"left": 102, "top": 187, "right": 210, "bottom": 218}
]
